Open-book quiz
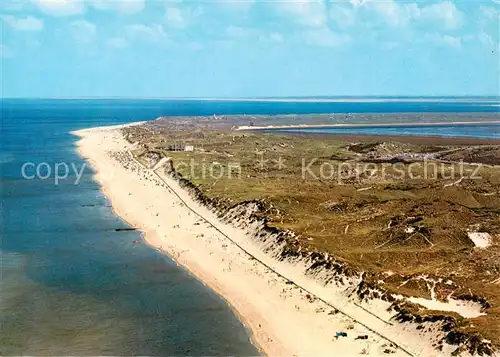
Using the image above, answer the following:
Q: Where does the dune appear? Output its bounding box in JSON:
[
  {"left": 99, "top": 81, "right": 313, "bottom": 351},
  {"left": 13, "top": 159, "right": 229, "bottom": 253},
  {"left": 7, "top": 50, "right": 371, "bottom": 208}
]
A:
[{"left": 71, "top": 123, "right": 472, "bottom": 357}]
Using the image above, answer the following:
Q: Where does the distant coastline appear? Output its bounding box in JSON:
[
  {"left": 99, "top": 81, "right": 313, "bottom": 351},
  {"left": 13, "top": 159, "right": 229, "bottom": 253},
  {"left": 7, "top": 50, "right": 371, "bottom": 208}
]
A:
[
  {"left": 2, "top": 96, "right": 499, "bottom": 103},
  {"left": 236, "top": 120, "right": 500, "bottom": 131}
]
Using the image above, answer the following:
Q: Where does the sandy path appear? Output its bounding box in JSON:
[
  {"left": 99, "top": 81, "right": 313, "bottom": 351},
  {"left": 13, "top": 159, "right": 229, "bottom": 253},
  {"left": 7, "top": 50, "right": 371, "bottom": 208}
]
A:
[{"left": 72, "top": 123, "right": 455, "bottom": 357}]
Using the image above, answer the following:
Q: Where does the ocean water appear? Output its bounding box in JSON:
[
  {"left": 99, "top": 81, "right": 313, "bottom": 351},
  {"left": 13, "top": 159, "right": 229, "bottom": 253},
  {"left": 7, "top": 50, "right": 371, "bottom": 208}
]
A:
[
  {"left": 0, "top": 99, "right": 260, "bottom": 356},
  {"left": 273, "top": 123, "right": 500, "bottom": 139},
  {"left": 0, "top": 98, "right": 498, "bottom": 355}
]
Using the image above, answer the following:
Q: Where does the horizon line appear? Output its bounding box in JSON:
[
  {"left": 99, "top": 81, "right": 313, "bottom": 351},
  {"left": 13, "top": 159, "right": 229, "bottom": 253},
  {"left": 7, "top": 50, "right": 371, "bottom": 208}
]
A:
[{"left": 2, "top": 95, "right": 499, "bottom": 101}]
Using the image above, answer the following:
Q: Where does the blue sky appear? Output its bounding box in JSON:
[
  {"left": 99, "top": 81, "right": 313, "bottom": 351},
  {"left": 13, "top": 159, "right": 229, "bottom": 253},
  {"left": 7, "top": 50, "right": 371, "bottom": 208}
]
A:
[{"left": 1, "top": 0, "right": 499, "bottom": 97}]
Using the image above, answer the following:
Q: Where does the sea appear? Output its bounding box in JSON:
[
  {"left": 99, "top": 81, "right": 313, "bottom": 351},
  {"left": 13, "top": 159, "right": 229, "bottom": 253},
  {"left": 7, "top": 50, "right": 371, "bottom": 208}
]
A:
[
  {"left": 273, "top": 123, "right": 500, "bottom": 139},
  {"left": 0, "top": 97, "right": 499, "bottom": 355}
]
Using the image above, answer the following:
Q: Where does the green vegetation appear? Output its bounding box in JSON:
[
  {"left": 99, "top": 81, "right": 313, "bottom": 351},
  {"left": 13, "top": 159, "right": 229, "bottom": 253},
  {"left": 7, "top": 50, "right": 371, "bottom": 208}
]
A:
[{"left": 123, "top": 120, "right": 500, "bottom": 347}]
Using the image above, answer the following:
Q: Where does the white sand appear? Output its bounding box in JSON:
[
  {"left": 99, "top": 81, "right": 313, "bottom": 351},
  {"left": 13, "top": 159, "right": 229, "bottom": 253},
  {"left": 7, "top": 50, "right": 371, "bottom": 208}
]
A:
[
  {"left": 467, "top": 232, "right": 492, "bottom": 248},
  {"left": 394, "top": 276, "right": 486, "bottom": 319},
  {"left": 72, "top": 123, "right": 469, "bottom": 357},
  {"left": 407, "top": 297, "right": 485, "bottom": 319}
]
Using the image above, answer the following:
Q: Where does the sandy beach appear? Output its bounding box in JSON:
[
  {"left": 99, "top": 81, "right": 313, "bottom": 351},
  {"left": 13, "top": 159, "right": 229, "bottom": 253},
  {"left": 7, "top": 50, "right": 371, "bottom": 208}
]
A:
[
  {"left": 236, "top": 121, "right": 500, "bottom": 131},
  {"left": 72, "top": 123, "right": 480, "bottom": 357}
]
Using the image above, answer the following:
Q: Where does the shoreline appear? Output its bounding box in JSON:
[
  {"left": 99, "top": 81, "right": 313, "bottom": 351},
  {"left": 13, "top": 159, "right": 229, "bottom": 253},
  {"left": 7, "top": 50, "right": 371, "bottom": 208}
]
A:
[
  {"left": 71, "top": 122, "right": 476, "bottom": 357},
  {"left": 14, "top": 97, "right": 499, "bottom": 104},
  {"left": 276, "top": 131, "right": 500, "bottom": 146},
  {"left": 236, "top": 120, "right": 500, "bottom": 132},
  {"left": 71, "top": 123, "right": 292, "bottom": 356}
]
